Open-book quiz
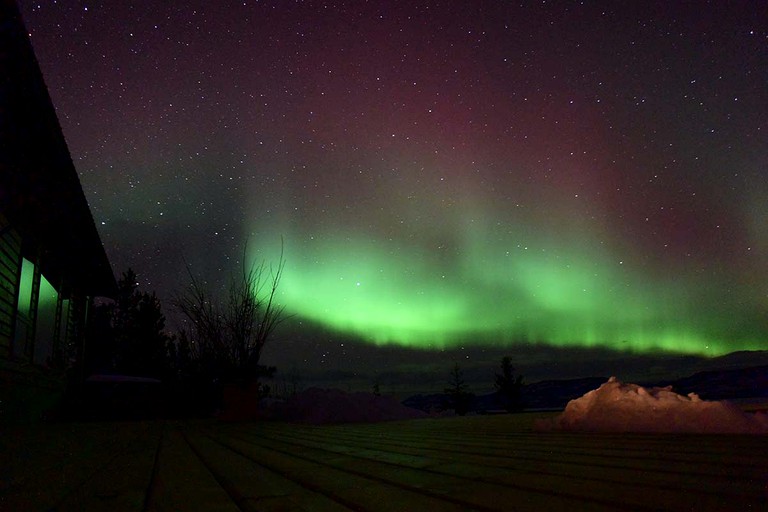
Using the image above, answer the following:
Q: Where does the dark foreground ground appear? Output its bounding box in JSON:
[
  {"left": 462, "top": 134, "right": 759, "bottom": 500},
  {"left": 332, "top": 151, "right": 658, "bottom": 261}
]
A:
[{"left": 2, "top": 413, "right": 767, "bottom": 511}]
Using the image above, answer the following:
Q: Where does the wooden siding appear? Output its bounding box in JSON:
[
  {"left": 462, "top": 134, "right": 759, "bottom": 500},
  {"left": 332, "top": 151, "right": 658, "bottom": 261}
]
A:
[{"left": 0, "top": 216, "right": 22, "bottom": 356}]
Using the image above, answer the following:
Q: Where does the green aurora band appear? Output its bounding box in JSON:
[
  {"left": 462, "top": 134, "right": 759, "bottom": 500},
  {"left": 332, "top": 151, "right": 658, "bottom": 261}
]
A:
[
  {"left": 246, "top": 150, "right": 766, "bottom": 358},
  {"left": 249, "top": 224, "right": 765, "bottom": 357}
]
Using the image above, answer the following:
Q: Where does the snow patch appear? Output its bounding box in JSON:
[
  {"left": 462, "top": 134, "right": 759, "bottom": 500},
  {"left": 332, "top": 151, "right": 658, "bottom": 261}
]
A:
[{"left": 535, "top": 377, "right": 768, "bottom": 434}]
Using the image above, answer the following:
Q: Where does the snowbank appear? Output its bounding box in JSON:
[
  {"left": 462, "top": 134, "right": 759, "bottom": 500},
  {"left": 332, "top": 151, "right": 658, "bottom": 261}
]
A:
[
  {"left": 535, "top": 377, "right": 768, "bottom": 434},
  {"left": 272, "top": 388, "right": 428, "bottom": 424}
]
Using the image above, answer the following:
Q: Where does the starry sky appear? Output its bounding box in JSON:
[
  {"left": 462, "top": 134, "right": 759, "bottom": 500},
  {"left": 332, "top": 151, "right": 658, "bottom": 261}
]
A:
[{"left": 18, "top": 1, "right": 768, "bottom": 389}]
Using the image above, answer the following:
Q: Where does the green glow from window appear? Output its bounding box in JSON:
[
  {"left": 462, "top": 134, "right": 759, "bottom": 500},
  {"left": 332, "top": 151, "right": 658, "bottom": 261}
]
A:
[
  {"left": 17, "top": 258, "right": 34, "bottom": 316},
  {"left": 38, "top": 273, "right": 58, "bottom": 308},
  {"left": 35, "top": 272, "right": 59, "bottom": 364}
]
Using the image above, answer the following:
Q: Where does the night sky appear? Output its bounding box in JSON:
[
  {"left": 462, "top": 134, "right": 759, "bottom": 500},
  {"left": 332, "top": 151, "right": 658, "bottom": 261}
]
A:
[{"left": 18, "top": 1, "right": 768, "bottom": 389}]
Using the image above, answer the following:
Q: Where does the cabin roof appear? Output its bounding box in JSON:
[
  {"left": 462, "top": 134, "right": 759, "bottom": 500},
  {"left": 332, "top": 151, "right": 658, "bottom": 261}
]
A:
[{"left": 0, "top": 0, "right": 116, "bottom": 297}]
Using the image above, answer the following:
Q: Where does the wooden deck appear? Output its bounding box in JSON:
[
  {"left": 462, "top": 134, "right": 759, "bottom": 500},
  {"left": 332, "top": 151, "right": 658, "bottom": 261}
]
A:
[{"left": 2, "top": 414, "right": 767, "bottom": 511}]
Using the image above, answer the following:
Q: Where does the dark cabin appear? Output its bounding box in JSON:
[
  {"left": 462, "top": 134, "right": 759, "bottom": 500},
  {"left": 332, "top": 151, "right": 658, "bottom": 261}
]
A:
[{"left": 1, "top": 0, "right": 116, "bottom": 420}]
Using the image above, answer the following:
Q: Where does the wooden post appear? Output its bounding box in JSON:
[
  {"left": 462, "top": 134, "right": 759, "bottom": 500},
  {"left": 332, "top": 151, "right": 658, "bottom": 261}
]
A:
[{"left": 24, "top": 256, "right": 41, "bottom": 362}]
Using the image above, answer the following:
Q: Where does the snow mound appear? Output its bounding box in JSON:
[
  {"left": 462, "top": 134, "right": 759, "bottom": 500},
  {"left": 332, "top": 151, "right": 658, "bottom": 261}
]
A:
[
  {"left": 274, "top": 388, "right": 428, "bottom": 424},
  {"left": 535, "top": 377, "right": 768, "bottom": 434}
]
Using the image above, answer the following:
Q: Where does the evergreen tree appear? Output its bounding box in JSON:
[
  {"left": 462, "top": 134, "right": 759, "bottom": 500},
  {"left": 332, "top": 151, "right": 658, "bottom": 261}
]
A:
[
  {"left": 495, "top": 356, "right": 524, "bottom": 412},
  {"left": 445, "top": 363, "right": 473, "bottom": 415},
  {"left": 83, "top": 301, "right": 116, "bottom": 374},
  {"left": 110, "top": 269, "right": 172, "bottom": 378}
]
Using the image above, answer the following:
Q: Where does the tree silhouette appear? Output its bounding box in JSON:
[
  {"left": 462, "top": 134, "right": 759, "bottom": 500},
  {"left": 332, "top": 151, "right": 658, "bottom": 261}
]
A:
[
  {"left": 85, "top": 268, "right": 172, "bottom": 378},
  {"left": 495, "top": 356, "right": 524, "bottom": 412},
  {"left": 445, "top": 362, "right": 474, "bottom": 415},
  {"left": 113, "top": 269, "right": 172, "bottom": 378},
  {"left": 175, "top": 245, "right": 286, "bottom": 385}
]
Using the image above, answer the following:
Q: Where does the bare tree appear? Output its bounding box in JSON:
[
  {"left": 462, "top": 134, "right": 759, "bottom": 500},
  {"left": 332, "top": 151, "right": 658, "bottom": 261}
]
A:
[{"left": 175, "top": 244, "right": 286, "bottom": 382}]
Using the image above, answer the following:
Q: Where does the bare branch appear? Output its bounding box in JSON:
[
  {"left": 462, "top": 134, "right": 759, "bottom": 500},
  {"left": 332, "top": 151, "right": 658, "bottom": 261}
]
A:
[{"left": 173, "top": 242, "right": 287, "bottom": 381}]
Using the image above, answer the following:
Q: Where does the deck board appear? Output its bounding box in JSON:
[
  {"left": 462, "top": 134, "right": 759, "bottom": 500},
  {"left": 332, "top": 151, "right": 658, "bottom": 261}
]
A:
[
  {"left": 146, "top": 426, "right": 240, "bottom": 512},
  {"left": 1, "top": 414, "right": 766, "bottom": 511},
  {"left": 184, "top": 429, "right": 353, "bottom": 512}
]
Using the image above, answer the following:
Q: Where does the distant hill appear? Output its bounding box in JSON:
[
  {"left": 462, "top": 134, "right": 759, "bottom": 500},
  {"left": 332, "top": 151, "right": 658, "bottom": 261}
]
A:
[
  {"left": 402, "top": 361, "right": 768, "bottom": 412},
  {"left": 655, "top": 365, "right": 768, "bottom": 401},
  {"left": 520, "top": 377, "right": 609, "bottom": 410},
  {"left": 692, "top": 351, "right": 768, "bottom": 372},
  {"left": 403, "top": 377, "right": 609, "bottom": 413}
]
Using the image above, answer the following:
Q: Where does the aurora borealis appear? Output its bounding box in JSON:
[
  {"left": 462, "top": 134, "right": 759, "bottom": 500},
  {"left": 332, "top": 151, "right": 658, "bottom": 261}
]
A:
[
  {"left": 18, "top": 1, "right": 767, "bottom": 379},
  {"left": 263, "top": 170, "right": 764, "bottom": 355}
]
